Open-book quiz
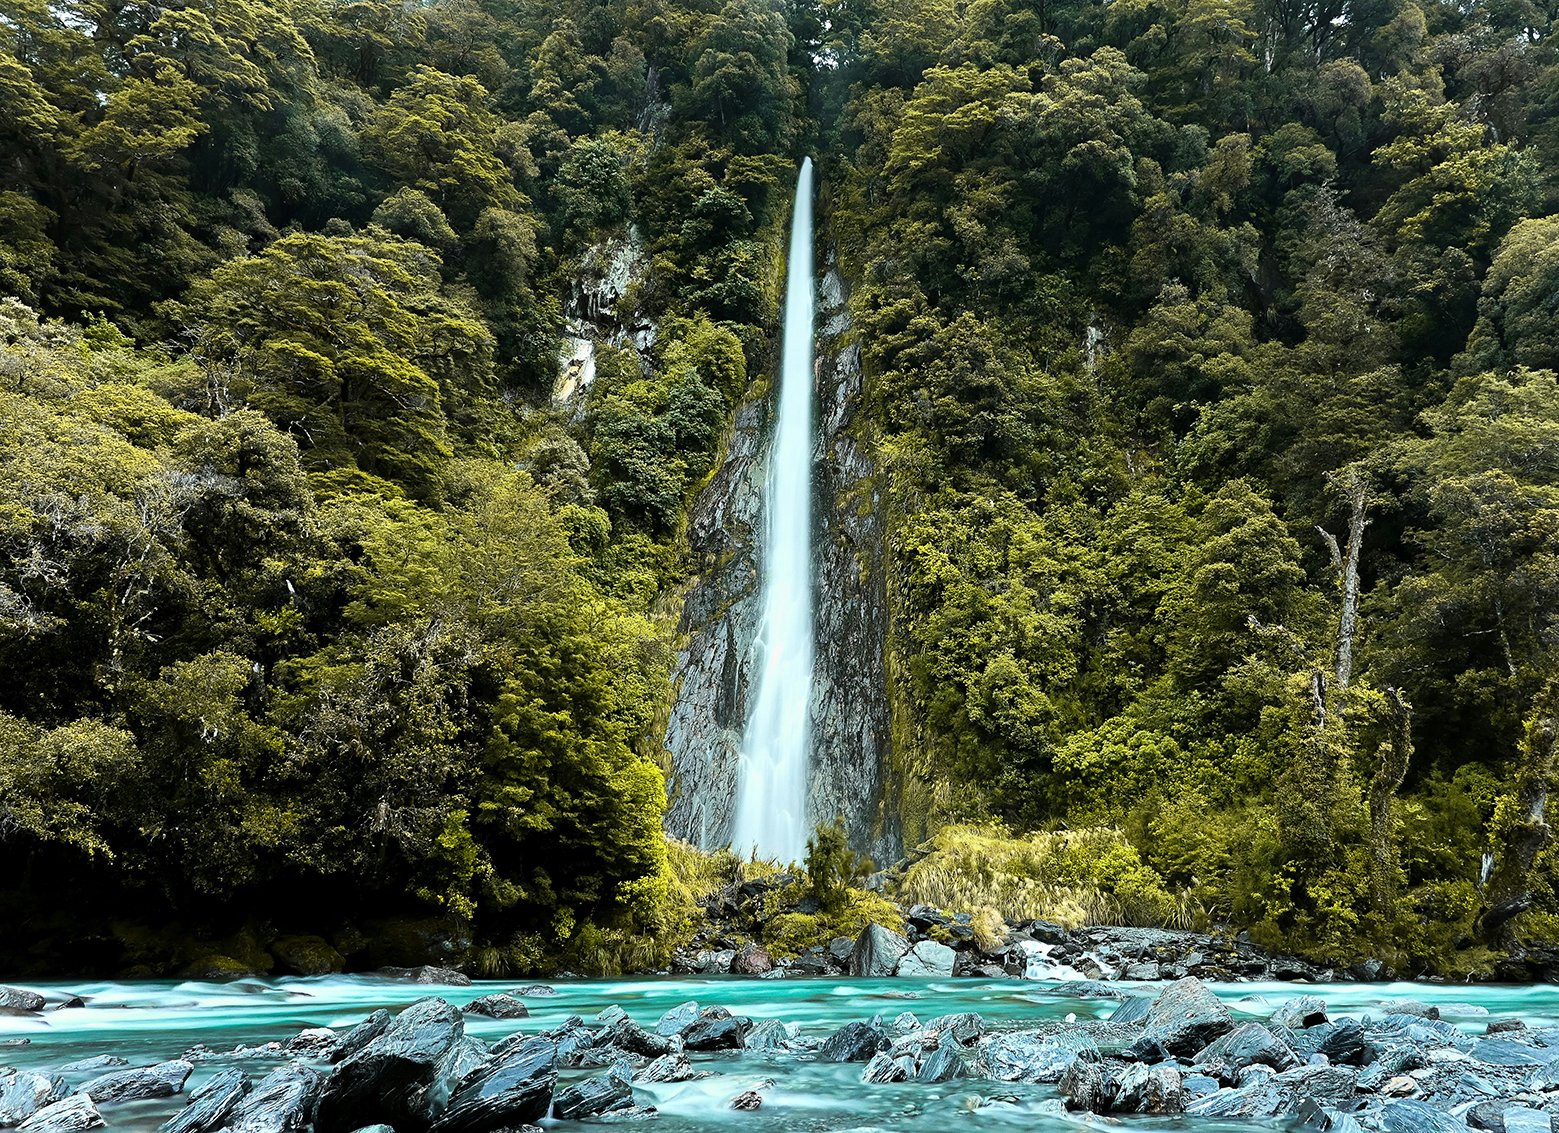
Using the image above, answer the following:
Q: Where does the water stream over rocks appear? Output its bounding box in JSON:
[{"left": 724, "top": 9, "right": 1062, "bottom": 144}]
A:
[{"left": 3, "top": 974, "right": 1558, "bottom": 1133}]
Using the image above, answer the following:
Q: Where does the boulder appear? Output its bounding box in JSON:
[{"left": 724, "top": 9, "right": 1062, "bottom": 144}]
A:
[
  {"left": 730, "top": 944, "right": 773, "bottom": 975},
  {"left": 462, "top": 996, "right": 528, "bottom": 1021},
  {"left": 744, "top": 1020, "right": 793, "bottom": 1053},
  {"left": 1357, "top": 1044, "right": 1428, "bottom": 1092},
  {"left": 655, "top": 1002, "right": 700, "bottom": 1037},
  {"left": 285, "top": 1029, "right": 337, "bottom": 1057},
  {"left": 1059, "top": 1059, "right": 1105, "bottom": 1111},
  {"left": 915, "top": 1045, "right": 965, "bottom": 1083},
  {"left": 1272, "top": 996, "right": 1329, "bottom": 1029},
  {"left": 818, "top": 1022, "right": 888, "bottom": 1063},
  {"left": 861, "top": 1053, "right": 910, "bottom": 1084},
  {"left": 76, "top": 1061, "right": 192, "bottom": 1103},
  {"left": 1316, "top": 1020, "right": 1366, "bottom": 1065},
  {"left": 55, "top": 1060, "right": 124, "bottom": 1076},
  {"left": 551, "top": 1062, "right": 633, "bottom": 1121},
  {"left": 980, "top": 1031, "right": 1099, "bottom": 1083},
  {"left": 1380, "top": 1100, "right": 1465, "bottom": 1133},
  {"left": 224, "top": 1063, "right": 320, "bottom": 1133},
  {"left": 0, "top": 990, "right": 44, "bottom": 1014},
  {"left": 159, "top": 1069, "right": 250, "bottom": 1133},
  {"left": 510, "top": 985, "right": 558, "bottom": 997},
  {"left": 1110, "top": 997, "right": 1154, "bottom": 1025},
  {"left": 17, "top": 1097, "right": 101, "bottom": 1133},
  {"left": 330, "top": 1010, "right": 393, "bottom": 1064},
  {"left": 730, "top": 1091, "right": 763, "bottom": 1111},
  {"left": 1110, "top": 1063, "right": 1185, "bottom": 1115},
  {"left": 1193, "top": 1023, "right": 1300, "bottom": 1083},
  {"left": 924, "top": 1013, "right": 983, "bottom": 1046},
  {"left": 639, "top": 1055, "right": 699, "bottom": 1084},
  {"left": 1503, "top": 1108, "right": 1551, "bottom": 1133},
  {"left": 1127, "top": 979, "right": 1234, "bottom": 1059},
  {"left": 600, "top": 1017, "right": 672, "bottom": 1058},
  {"left": 374, "top": 967, "right": 471, "bottom": 986},
  {"left": 896, "top": 941, "right": 955, "bottom": 978},
  {"left": 314, "top": 996, "right": 466, "bottom": 1133},
  {"left": 427, "top": 1037, "right": 556, "bottom": 1133},
  {"left": 0, "top": 1072, "right": 63, "bottom": 1127},
  {"left": 849, "top": 924, "right": 910, "bottom": 978},
  {"left": 270, "top": 936, "right": 344, "bottom": 977},
  {"left": 682, "top": 1015, "right": 749, "bottom": 1051}
]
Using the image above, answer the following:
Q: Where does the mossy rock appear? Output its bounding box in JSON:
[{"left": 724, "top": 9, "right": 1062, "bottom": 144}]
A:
[
  {"left": 362, "top": 915, "right": 473, "bottom": 969},
  {"left": 181, "top": 953, "right": 261, "bottom": 979},
  {"left": 272, "top": 934, "right": 346, "bottom": 976}
]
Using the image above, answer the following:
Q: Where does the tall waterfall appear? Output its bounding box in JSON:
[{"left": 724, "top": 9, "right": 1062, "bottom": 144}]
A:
[{"left": 731, "top": 157, "right": 816, "bottom": 864}]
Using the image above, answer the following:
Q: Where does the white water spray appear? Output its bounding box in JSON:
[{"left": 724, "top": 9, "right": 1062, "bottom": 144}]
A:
[{"left": 732, "top": 158, "right": 816, "bottom": 865}]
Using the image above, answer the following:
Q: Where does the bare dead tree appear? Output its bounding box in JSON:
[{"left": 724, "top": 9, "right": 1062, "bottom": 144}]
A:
[{"left": 1316, "top": 465, "right": 1371, "bottom": 697}]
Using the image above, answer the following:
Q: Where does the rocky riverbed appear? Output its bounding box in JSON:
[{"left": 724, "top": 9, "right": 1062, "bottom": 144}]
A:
[{"left": 2, "top": 964, "right": 1558, "bottom": 1133}]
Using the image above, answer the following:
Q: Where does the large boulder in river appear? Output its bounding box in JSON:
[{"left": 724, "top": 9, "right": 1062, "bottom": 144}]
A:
[
  {"left": 819, "top": 1021, "right": 889, "bottom": 1063},
  {"left": 849, "top": 924, "right": 910, "bottom": 978},
  {"left": 0, "top": 1071, "right": 63, "bottom": 1126},
  {"left": 76, "top": 1062, "right": 192, "bottom": 1104},
  {"left": 159, "top": 1069, "right": 250, "bottom": 1133},
  {"left": 224, "top": 1064, "right": 319, "bottom": 1133},
  {"left": 896, "top": 941, "right": 955, "bottom": 978},
  {"left": 730, "top": 943, "right": 774, "bottom": 975},
  {"left": 428, "top": 1037, "right": 556, "bottom": 1133},
  {"left": 1193, "top": 1023, "right": 1299, "bottom": 1084},
  {"left": 462, "top": 996, "right": 528, "bottom": 1020},
  {"left": 682, "top": 1015, "right": 750, "bottom": 1051},
  {"left": 329, "top": 1011, "right": 393, "bottom": 1064},
  {"left": 314, "top": 997, "right": 465, "bottom": 1133},
  {"left": 0, "top": 989, "right": 44, "bottom": 1014},
  {"left": 551, "top": 1062, "right": 633, "bottom": 1121},
  {"left": 1128, "top": 978, "right": 1234, "bottom": 1058},
  {"left": 374, "top": 967, "right": 471, "bottom": 987},
  {"left": 17, "top": 1096, "right": 101, "bottom": 1133}
]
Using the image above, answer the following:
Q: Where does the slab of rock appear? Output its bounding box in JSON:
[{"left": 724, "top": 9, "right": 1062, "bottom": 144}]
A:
[
  {"left": 551, "top": 1062, "right": 632, "bottom": 1121},
  {"left": 1502, "top": 1107, "right": 1551, "bottom": 1133},
  {"left": 0, "top": 1071, "right": 63, "bottom": 1126},
  {"left": 427, "top": 1037, "right": 555, "bottom": 1133},
  {"left": 924, "top": 1013, "right": 983, "bottom": 1046},
  {"left": 463, "top": 996, "right": 528, "bottom": 1020},
  {"left": 849, "top": 924, "right": 910, "bottom": 978},
  {"left": 980, "top": 1031, "right": 1100, "bottom": 1084},
  {"left": 1128, "top": 978, "right": 1234, "bottom": 1059},
  {"left": 225, "top": 1063, "right": 319, "bottom": 1133},
  {"left": 819, "top": 1022, "right": 888, "bottom": 1063},
  {"left": 329, "top": 1010, "right": 393, "bottom": 1064},
  {"left": 17, "top": 1096, "right": 101, "bottom": 1133},
  {"left": 159, "top": 1069, "right": 250, "bottom": 1133},
  {"left": 682, "top": 1016, "right": 749, "bottom": 1051},
  {"left": 655, "top": 1002, "right": 700, "bottom": 1037},
  {"left": 1110, "top": 997, "right": 1154, "bottom": 1024},
  {"left": 896, "top": 941, "right": 955, "bottom": 978},
  {"left": 730, "top": 1090, "right": 762, "bottom": 1111},
  {"left": 744, "top": 1020, "right": 793, "bottom": 1053},
  {"left": 861, "top": 1053, "right": 910, "bottom": 1084},
  {"left": 314, "top": 996, "right": 465, "bottom": 1133},
  {"left": 1194, "top": 1023, "right": 1300, "bottom": 1083},
  {"left": 54, "top": 1060, "right": 124, "bottom": 1076},
  {"left": 916, "top": 1045, "right": 965, "bottom": 1083},
  {"left": 600, "top": 1017, "right": 672, "bottom": 1058},
  {"left": 510, "top": 985, "right": 558, "bottom": 997},
  {"left": 1272, "top": 995, "right": 1329, "bottom": 1029},
  {"left": 76, "top": 1061, "right": 192, "bottom": 1103},
  {"left": 375, "top": 967, "right": 471, "bottom": 986},
  {"left": 1380, "top": 1099, "right": 1465, "bottom": 1133},
  {"left": 0, "top": 990, "right": 44, "bottom": 1014}
]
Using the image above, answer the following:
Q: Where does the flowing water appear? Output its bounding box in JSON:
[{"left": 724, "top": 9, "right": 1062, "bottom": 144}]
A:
[
  {"left": 732, "top": 157, "right": 817, "bottom": 864},
  {"left": 2, "top": 975, "right": 1552, "bottom": 1133}
]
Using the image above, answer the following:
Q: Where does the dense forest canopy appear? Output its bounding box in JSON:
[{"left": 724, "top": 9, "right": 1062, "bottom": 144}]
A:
[{"left": 0, "top": 0, "right": 1556, "bottom": 976}]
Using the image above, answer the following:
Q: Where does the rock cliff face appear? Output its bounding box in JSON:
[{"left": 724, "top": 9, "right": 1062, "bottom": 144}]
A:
[{"left": 663, "top": 249, "right": 897, "bottom": 862}]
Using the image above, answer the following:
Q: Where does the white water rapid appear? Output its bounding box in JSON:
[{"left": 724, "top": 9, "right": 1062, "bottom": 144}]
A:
[{"left": 731, "top": 157, "right": 816, "bottom": 865}]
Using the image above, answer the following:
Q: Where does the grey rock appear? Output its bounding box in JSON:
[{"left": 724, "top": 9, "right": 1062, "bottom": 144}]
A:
[
  {"left": 225, "top": 1063, "right": 320, "bottom": 1133},
  {"left": 683, "top": 1016, "right": 749, "bottom": 1051},
  {"left": 980, "top": 1031, "right": 1099, "bottom": 1084},
  {"left": 509, "top": 985, "right": 557, "bottom": 997},
  {"left": 1502, "top": 1108, "right": 1550, "bottom": 1133},
  {"left": 0, "top": 990, "right": 43, "bottom": 1014},
  {"left": 314, "top": 996, "right": 465, "bottom": 1133},
  {"left": 601, "top": 1017, "right": 672, "bottom": 1058},
  {"left": 850, "top": 924, "right": 910, "bottom": 978},
  {"left": 1059, "top": 1059, "right": 1105, "bottom": 1111},
  {"left": 1194, "top": 1023, "right": 1300, "bottom": 1083},
  {"left": 54, "top": 1061, "right": 124, "bottom": 1076},
  {"left": 729, "top": 943, "right": 773, "bottom": 975},
  {"left": 1110, "top": 997, "right": 1154, "bottom": 1024},
  {"left": 655, "top": 1003, "right": 699, "bottom": 1037},
  {"left": 1318, "top": 1020, "right": 1366, "bottom": 1064},
  {"left": 1128, "top": 978, "right": 1234, "bottom": 1058},
  {"left": 0, "top": 1072, "right": 62, "bottom": 1127},
  {"left": 1471, "top": 1039, "right": 1551, "bottom": 1067},
  {"left": 730, "top": 1091, "right": 762, "bottom": 1111},
  {"left": 17, "top": 1097, "right": 101, "bottom": 1133},
  {"left": 375, "top": 967, "right": 471, "bottom": 986},
  {"left": 819, "top": 1022, "right": 887, "bottom": 1063},
  {"left": 463, "top": 996, "right": 528, "bottom": 1020},
  {"left": 744, "top": 1020, "right": 792, "bottom": 1053},
  {"left": 915, "top": 1046, "right": 965, "bottom": 1083},
  {"left": 428, "top": 1037, "right": 556, "bottom": 1133},
  {"left": 896, "top": 941, "right": 955, "bottom": 978},
  {"left": 551, "top": 1062, "right": 632, "bottom": 1121},
  {"left": 1110, "top": 1063, "right": 1185, "bottom": 1115},
  {"left": 330, "top": 1011, "right": 393, "bottom": 1065},
  {"left": 159, "top": 1069, "right": 249, "bottom": 1133},
  {"left": 1272, "top": 996, "right": 1329, "bottom": 1029},
  {"left": 924, "top": 1013, "right": 983, "bottom": 1046},
  {"left": 1380, "top": 1099, "right": 1466, "bottom": 1133},
  {"left": 861, "top": 1053, "right": 908, "bottom": 1084},
  {"left": 76, "top": 1061, "right": 192, "bottom": 1103},
  {"left": 1358, "top": 1044, "right": 1427, "bottom": 1091},
  {"left": 639, "top": 1055, "right": 698, "bottom": 1084}
]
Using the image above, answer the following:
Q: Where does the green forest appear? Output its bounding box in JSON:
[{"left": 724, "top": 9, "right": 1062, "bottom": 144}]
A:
[{"left": 0, "top": 0, "right": 1556, "bottom": 979}]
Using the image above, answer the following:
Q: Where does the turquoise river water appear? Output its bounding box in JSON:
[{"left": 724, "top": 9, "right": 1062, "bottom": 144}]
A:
[{"left": 2, "top": 976, "right": 1555, "bottom": 1133}]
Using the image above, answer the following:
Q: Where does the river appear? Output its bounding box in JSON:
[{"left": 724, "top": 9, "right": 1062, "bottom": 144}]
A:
[{"left": 1, "top": 975, "right": 1551, "bottom": 1133}]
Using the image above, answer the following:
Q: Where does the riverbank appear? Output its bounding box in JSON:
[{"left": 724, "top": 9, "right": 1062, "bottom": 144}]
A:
[{"left": 1, "top": 974, "right": 1557, "bottom": 1133}]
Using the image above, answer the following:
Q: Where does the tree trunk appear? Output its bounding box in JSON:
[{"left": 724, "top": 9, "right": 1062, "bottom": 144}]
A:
[
  {"left": 1368, "top": 687, "right": 1412, "bottom": 914},
  {"left": 1479, "top": 680, "right": 1559, "bottom": 948},
  {"left": 1317, "top": 466, "right": 1370, "bottom": 697}
]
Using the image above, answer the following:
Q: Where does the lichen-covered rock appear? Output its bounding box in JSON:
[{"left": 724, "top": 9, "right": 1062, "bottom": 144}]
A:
[
  {"left": 730, "top": 943, "right": 774, "bottom": 976},
  {"left": 1110, "top": 1063, "right": 1185, "bottom": 1115},
  {"left": 896, "top": 941, "right": 955, "bottom": 978}
]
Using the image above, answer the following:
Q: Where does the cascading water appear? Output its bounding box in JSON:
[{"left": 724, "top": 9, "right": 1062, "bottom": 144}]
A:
[{"left": 731, "top": 157, "right": 816, "bottom": 864}]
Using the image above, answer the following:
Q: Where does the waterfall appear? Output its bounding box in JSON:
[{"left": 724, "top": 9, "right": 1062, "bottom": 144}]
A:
[{"left": 731, "top": 157, "right": 816, "bottom": 865}]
